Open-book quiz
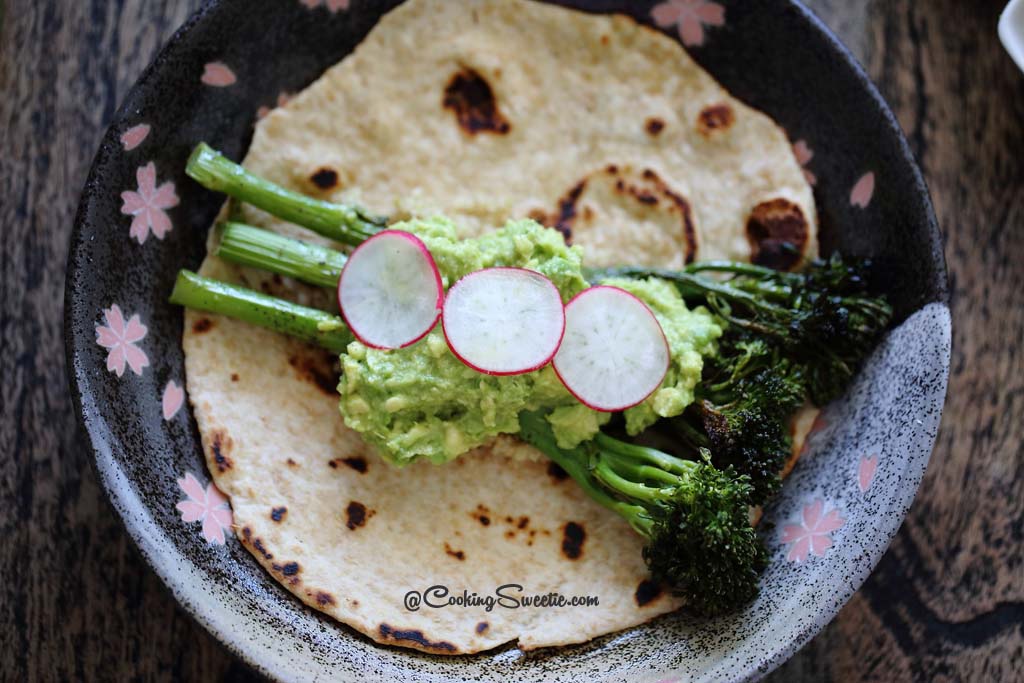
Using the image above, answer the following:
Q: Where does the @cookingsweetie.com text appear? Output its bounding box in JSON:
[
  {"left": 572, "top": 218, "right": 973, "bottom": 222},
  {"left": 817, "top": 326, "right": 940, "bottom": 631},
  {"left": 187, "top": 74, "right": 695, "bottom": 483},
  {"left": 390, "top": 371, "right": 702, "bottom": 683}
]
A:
[{"left": 403, "top": 584, "right": 600, "bottom": 612}]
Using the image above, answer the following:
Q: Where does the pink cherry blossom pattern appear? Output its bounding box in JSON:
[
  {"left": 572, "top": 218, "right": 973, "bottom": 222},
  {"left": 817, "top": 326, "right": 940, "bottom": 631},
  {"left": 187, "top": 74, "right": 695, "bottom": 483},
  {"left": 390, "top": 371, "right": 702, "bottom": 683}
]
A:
[
  {"left": 850, "top": 171, "right": 876, "bottom": 208},
  {"left": 162, "top": 380, "right": 185, "bottom": 420},
  {"left": 300, "top": 0, "right": 349, "bottom": 11},
  {"left": 858, "top": 454, "right": 880, "bottom": 493},
  {"left": 201, "top": 61, "right": 237, "bottom": 87},
  {"left": 96, "top": 304, "right": 149, "bottom": 377},
  {"left": 120, "top": 162, "right": 179, "bottom": 244},
  {"left": 651, "top": 0, "right": 726, "bottom": 48},
  {"left": 257, "top": 91, "right": 294, "bottom": 120},
  {"left": 120, "top": 124, "right": 151, "bottom": 151},
  {"left": 781, "top": 499, "right": 845, "bottom": 563},
  {"left": 792, "top": 139, "right": 817, "bottom": 186},
  {"left": 176, "top": 472, "right": 233, "bottom": 545}
]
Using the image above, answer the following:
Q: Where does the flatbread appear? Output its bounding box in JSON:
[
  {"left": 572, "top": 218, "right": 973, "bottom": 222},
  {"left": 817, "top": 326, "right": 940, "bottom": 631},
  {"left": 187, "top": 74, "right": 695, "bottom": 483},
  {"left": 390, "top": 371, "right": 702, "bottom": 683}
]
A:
[{"left": 183, "top": 0, "right": 818, "bottom": 654}]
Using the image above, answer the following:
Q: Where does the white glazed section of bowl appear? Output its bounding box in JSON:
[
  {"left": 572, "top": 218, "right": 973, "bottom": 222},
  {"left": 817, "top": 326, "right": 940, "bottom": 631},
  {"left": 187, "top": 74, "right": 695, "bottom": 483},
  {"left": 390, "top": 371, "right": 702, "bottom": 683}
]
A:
[
  {"left": 92, "top": 303, "right": 950, "bottom": 683},
  {"left": 1000, "top": 0, "right": 1024, "bottom": 72}
]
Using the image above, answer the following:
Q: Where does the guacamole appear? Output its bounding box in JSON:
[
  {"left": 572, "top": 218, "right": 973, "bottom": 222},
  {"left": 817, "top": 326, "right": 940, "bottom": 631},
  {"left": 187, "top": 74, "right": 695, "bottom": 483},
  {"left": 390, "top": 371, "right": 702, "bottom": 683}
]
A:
[{"left": 338, "top": 217, "right": 720, "bottom": 465}]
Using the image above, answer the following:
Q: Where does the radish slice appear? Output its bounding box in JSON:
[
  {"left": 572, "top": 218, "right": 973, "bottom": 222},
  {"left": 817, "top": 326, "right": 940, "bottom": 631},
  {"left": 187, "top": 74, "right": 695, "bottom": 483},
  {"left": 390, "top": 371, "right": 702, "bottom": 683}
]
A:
[
  {"left": 442, "top": 267, "right": 565, "bottom": 375},
  {"left": 337, "top": 230, "right": 442, "bottom": 349},
  {"left": 553, "top": 286, "right": 669, "bottom": 411}
]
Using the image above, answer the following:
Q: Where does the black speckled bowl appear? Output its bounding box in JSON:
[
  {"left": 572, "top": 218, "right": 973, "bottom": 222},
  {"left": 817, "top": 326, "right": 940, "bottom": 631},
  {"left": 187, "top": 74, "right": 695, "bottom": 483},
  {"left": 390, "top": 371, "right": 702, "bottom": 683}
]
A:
[{"left": 65, "top": 1, "right": 950, "bottom": 681}]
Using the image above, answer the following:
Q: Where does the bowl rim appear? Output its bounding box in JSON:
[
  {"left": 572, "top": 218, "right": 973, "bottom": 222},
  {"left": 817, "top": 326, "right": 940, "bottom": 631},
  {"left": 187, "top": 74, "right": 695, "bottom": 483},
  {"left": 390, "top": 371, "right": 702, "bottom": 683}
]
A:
[{"left": 64, "top": 1, "right": 950, "bottom": 680}]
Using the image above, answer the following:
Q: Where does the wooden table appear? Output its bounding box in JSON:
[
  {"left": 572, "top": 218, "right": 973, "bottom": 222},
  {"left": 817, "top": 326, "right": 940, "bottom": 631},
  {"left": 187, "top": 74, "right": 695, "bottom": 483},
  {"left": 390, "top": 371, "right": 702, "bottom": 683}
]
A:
[{"left": 2, "top": 1, "right": 1021, "bottom": 680}]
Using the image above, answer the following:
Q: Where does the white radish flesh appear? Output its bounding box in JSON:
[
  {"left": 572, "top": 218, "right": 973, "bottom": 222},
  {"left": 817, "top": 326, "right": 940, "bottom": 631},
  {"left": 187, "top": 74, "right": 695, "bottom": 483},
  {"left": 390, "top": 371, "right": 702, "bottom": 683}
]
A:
[
  {"left": 337, "top": 230, "right": 442, "bottom": 349},
  {"left": 553, "top": 286, "right": 669, "bottom": 411},
  {"left": 442, "top": 267, "right": 565, "bottom": 375}
]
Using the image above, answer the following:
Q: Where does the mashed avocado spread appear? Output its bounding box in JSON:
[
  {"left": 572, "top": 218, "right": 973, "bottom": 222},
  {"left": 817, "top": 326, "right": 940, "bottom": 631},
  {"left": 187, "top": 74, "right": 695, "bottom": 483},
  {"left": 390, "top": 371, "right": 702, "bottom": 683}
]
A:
[{"left": 338, "top": 217, "right": 721, "bottom": 465}]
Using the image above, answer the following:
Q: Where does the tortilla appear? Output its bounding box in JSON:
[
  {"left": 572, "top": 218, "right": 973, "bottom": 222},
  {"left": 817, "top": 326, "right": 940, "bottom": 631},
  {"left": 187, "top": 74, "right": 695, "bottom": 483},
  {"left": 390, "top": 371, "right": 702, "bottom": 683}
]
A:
[{"left": 183, "top": 0, "right": 818, "bottom": 654}]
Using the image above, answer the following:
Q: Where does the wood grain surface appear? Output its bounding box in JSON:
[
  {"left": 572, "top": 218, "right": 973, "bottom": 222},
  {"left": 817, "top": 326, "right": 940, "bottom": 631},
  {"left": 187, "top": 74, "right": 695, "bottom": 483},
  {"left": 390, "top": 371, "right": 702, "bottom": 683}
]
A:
[{"left": 1, "top": 0, "right": 1021, "bottom": 680}]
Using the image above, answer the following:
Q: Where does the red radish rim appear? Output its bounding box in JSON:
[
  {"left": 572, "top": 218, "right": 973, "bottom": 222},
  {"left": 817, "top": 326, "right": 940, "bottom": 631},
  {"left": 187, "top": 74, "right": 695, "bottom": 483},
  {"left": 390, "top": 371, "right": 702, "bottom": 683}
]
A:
[
  {"left": 552, "top": 285, "right": 670, "bottom": 412},
  {"left": 337, "top": 229, "right": 444, "bottom": 350},
  {"left": 441, "top": 267, "right": 566, "bottom": 376}
]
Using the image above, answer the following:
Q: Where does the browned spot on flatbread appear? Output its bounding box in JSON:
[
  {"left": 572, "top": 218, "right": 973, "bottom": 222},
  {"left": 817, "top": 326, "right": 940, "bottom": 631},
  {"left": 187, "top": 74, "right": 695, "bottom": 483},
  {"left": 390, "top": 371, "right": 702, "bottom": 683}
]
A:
[
  {"left": 240, "top": 529, "right": 272, "bottom": 560},
  {"left": 272, "top": 561, "right": 300, "bottom": 577},
  {"left": 476, "top": 621, "right": 489, "bottom": 634},
  {"left": 270, "top": 506, "right": 287, "bottom": 522},
  {"left": 444, "top": 542, "right": 466, "bottom": 561},
  {"left": 746, "top": 198, "right": 809, "bottom": 271},
  {"left": 551, "top": 179, "right": 586, "bottom": 242},
  {"left": 192, "top": 317, "right": 213, "bottom": 333},
  {"left": 379, "top": 624, "right": 457, "bottom": 653},
  {"left": 286, "top": 458, "right": 298, "bottom": 468},
  {"left": 230, "top": 373, "right": 239, "bottom": 382},
  {"left": 635, "top": 579, "right": 663, "bottom": 607},
  {"left": 541, "top": 166, "right": 697, "bottom": 262},
  {"left": 345, "top": 501, "right": 372, "bottom": 530},
  {"left": 632, "top": 189, "right": 659, "bottom": 205},
  {"left": 473, "top": 503, "right": 491, "bottom": 526},
  {"left": 600, "top": 34, "right": 609, "bottom": 46},
  {"left": 442, "top": 68, "right": 510, "bottom": 136},
  {"left": 310, "top": 167, "right": 338, "bottom": 190},
  {"left": 253, "top": 538, "right": 272, "bottom": 560},
  {"left": 645, "top": 117, "right": 665, "bottom": 136},
  {"left": 342, "top": 456, "right": 368, "bottom": 473},
  {"left": 210, "top": 430, "right": 233, "bottom": 472},
  {"left": 561, "top": 521, "right": 585, "bottom": 560},
  {"left": 547, "top": 462, "right": 569, "bottom": 482},
  {"left": 315, "top": 591, "right": 336, "bottom": 607},
  {"left": 697, "top": 103, "right": 735, "bottom": 136},
  {"left": 258, "top": 273, "right": 291, "bottom": 297},
  {"left": 641, "top": 168, "right": 698, "bottom": 262},
  {"left": 504, "top": 530, "right": 516, "bottom": 540},
  {"left": 517, "top": 516, "right": 529, "bottom": 529},
  {"left": 288, "top": 351, "right": 340, "bottom": 397}
]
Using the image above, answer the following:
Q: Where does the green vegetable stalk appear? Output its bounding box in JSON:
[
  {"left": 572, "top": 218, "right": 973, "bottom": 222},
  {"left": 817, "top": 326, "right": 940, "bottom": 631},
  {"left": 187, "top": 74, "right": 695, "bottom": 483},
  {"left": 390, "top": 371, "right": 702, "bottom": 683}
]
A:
[
  {"left": 168, "top": 270, "right": 352, "bottom": 353},
  {"left": 215, "top": 221, "right": 347, "bottom": 289},
  {"left": 186, "top": 142, "right": 387, "bottom": 247}
]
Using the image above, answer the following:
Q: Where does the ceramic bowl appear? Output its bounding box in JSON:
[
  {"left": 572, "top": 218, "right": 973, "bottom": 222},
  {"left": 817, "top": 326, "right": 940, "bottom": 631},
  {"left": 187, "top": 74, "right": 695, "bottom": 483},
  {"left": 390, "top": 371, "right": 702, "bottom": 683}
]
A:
[{"left": 65, "top": 1, "right": 950, "bottom": 681}]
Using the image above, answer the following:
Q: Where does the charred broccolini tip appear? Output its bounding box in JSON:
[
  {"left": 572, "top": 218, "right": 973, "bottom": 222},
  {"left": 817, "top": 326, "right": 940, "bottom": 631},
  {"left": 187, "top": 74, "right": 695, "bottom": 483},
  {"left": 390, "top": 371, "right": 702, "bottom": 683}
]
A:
[
  {"left": 669, "top": 339, "right": 805, "bottom": 505},
  {"left": 518, "top": 411, "right": 766, "bottom": 616},
  {"left": 589, "top": 255, "right": 893, "bottom": 406},
  {"left": 591, "top": 255, "right": 892, "bottom": 504}
]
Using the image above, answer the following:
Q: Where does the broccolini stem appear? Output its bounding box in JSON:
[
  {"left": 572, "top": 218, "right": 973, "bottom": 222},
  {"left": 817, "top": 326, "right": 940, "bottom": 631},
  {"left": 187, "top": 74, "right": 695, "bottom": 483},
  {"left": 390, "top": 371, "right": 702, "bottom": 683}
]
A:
[
  {"left": 593, "top": 460, "right": 670, "bottom": 503},
  {"left": 169, "top": 270, "right": 352, "bottom": 353},
  {"left": 600, "top": 452, "right": 683, "bottom": 488},
  {"left": 215, "top": 222, "right": 346, "bottom": 289},
  {"left": 668, "top": 416, "right": 711, "bottom": 450},
  {"left": 594, "top": 432, "right": 696, "bottom": 477},
  {"left": 684, "top": 260, "right": 802, "bottom": 282},
  {"left": 586, "top": 265, "right": 777, "bottom": 312},
  {"left": 186, "top": 143, "right": 387, "bottom": 247},
  {"left": 517, "top": 411, "right": 651, "bottom": 533}
]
